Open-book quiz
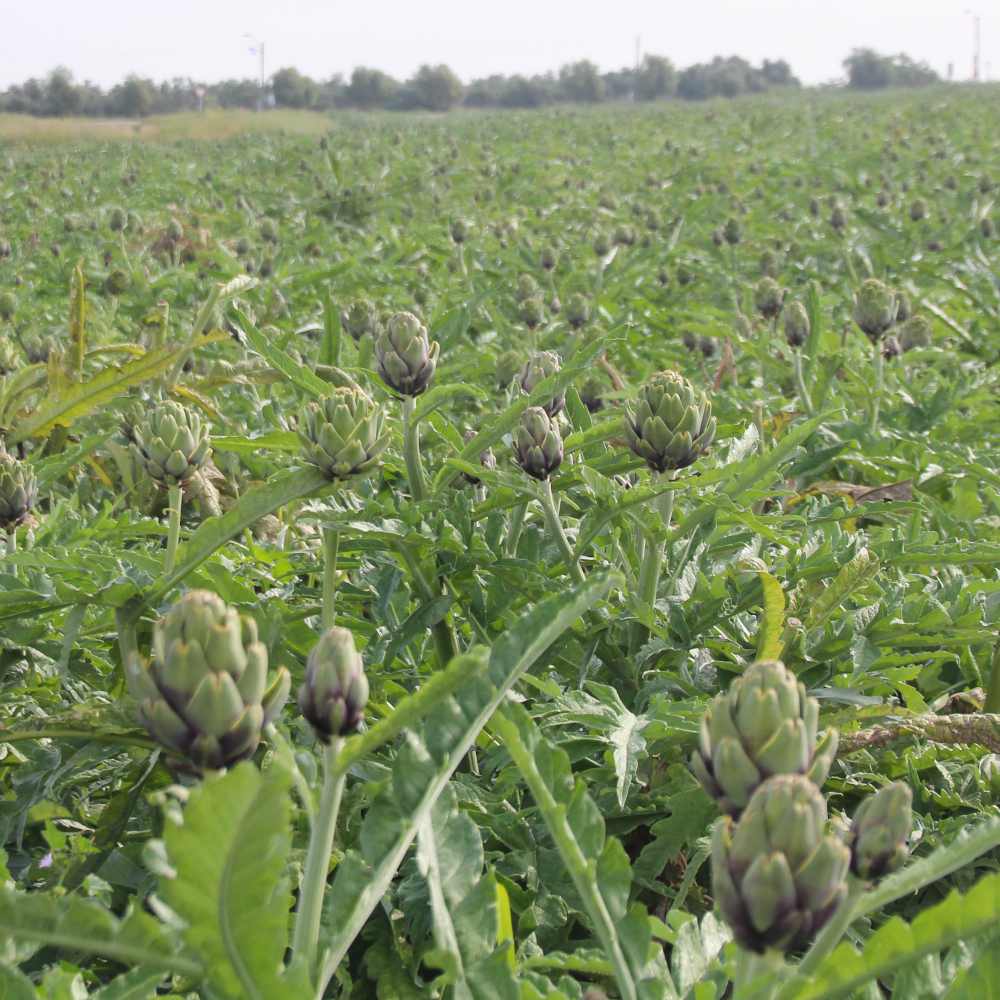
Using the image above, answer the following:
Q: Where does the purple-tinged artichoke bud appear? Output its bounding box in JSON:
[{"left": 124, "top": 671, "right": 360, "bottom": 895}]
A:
[
  {"left": 853, "top": 279, "right": 898, "bottom": 342},
  {"left": 566, "top": 293, "right": 591, "bottom": 330},
  {"left": 540, "top": 246, "right": 558, "bottom": 271},
  {"left": 298, "top": 627, "right": 369, "bottom": 742},
  {"left": 625, "top": 371, "right": 716, "bottom": 474},
  {"left": 0, "top": 450, "right": 37, "bottom": 528},
  {"left": 513, "top": 406, "right": 563, "bottom": 481},
  {"left": 126, "top": 590, "right": 290, "bottom": 772},
  {"left": 520, "top": 295, "right": 545, "bottom": 330},
  {"left": 848, "top": 782, "right": 912, "bottom": 880},
  {"left": 754, "top": 277, "right": 784, "bottom": 320},
  {"left": 712, "top": 775, "right": 851, "bottom": 953},
  {"left": 449, "top": 218, "right": 470, "bottom": 244},
  {"left": 784, "top": 301, "right": 810, "bottom": 348},
  {"left": 691, "top": 659, "right": 838, "bottom": 816},
  {"left": 519, "top": 350, "right": 564, "bottom": 417},
  {"left": 723, "top": 217, "right": 742, "bottom": 245},
  {"left": 375, "top": 311, "right": 439, "bottom": 397}
]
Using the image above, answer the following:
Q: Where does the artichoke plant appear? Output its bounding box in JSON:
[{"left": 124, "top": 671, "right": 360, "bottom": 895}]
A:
[
  {"left": 343, "top": 298, "right": 380, "bottom": 342},
  {"left": 519, "top": 350, "right": 564, "bottom": 417},
  {"left": 131, "top": 400, "right": 211, "bottom": 487},
  {"left": 783, "top": 300, "right": 810, "bottom": 348},
  {"left": 624, "top": 370, "right": 716, "bottom": 473},
  {"left": 375, "top": 311, "right": 439, "bottom": 397},
  {"left": 513, "top": 406, "right": 563, "bottom": 481},
  {"left": 125, "top": 590, "right": 291, "bottom": 772},
  {"left": 853, "top": 279, "right": 898, "bottom": 342},
  {"left": 0, "top": 450, "right": 37, "bottom": 528},
  {"left": 298, "top": 386, "right": 389, "bottom": 480},
  {"left": 691, "top": 659, "right": 838, "bottom": 816},
  {"left": 848, "top": 782, "right": 912, "bottom": 880},
  {"left": 297, "top": 627, "right": 369, "bottom": 742},
  {"left": 712, "top": 774, "right": 851, "bottom": 953}
]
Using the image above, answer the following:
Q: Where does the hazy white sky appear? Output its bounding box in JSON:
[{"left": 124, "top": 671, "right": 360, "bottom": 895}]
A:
[{"left": 0, "top": 0, "right": 993, "bottom": 88}]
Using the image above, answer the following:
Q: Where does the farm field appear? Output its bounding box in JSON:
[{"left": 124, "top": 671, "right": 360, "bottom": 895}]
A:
[{"left": 1, "top": 88, "right": 1000, "bottom": 998}]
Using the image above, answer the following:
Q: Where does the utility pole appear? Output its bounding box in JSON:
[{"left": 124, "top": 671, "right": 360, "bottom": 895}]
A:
[
  {"left": 243, "top": 34, "right": 266, "bottom": 110},
  {"left": 965, "top": 10, "right": 982, "bottom": 82},
  {"left": 634, "top": 35, "right": 641, "bottom": 101}
]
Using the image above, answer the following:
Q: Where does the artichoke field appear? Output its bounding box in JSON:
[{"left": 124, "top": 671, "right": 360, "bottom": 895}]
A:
[{"left": 1, "top": 90, "right": 1000, "bottom": 1000}]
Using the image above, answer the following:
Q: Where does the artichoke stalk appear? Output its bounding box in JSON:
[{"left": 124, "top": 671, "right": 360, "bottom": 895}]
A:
[
  {"left": 125, "top": 590, "right": 290, "bottom": 772},
  {"left": 691, "top": 659, "right": 838, "bottom": 816}
]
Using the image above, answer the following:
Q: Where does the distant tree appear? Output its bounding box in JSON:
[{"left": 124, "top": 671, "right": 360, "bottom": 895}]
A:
[
  {"left": 272, "top": 67, "right": 316, "bottom": 108},
  {"left": 559, "top": 60, "right": 605, "bottom": 103},
  {"left": 502, "top": 74, "right": 555, "bottom": 108},
  {"left": 213, "top": 79, "right": 261, "bottom": 109},
  {"left": 43, "top": 67, "right": 82, "bottom": 116},
  {"left": 844, "top": 49, "right": 893, "bottom": 89},
  {"left": 677, "top": 64, "right": 712, "bottom": 100},
  {"left": 635, "top": 55, "right": 677, "bottom": 100},
  {"left": 761, "top": 59, "right": 799, "bottom": 87},
  {"left": 409, "top": 64, "right": 463, "bottom": 111},
  {"left": 889, "top": 54, "right": 939, "bottom": 87},
  {"left": 109, "top": 76, "right": 157, "bottom": 117},
  {"left": 464, "top": 75, "right": 506, "bottom": 107},
  {"left": 603, "top": 67, "right": 636, "bottom": 100},
  {"left": 344, "top": 67, "right": 398, "bottom": 109}
]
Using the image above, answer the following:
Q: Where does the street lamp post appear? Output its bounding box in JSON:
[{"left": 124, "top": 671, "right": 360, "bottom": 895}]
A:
[{"left": 243, "top": 34, "right": 266, "bottom": 110}]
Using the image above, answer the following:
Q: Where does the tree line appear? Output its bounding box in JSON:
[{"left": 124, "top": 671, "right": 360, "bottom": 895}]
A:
[{"left": 0, "top": 49, "right": 940, "bottom": 118}]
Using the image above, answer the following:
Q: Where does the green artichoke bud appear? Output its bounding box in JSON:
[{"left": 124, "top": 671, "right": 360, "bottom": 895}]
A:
[
  {"left": 125, "top": 590, "right": 291, "bottom": 772},
  {"left": 898, "top": 315, "right": 932, "bottom": 352},
  {"left": 980, "top": 754, "right": 1000, "bottom": 794},
  {"left": 297, "top": 627, "right": 369, "bottom": 742},
  {"left": 848, "top": 782, "right": 912, "bottom": 880},
  {"left": 783, "top": 301, "right": 810, "bottom": 348},
  {"left": 682, "top": 330, "right": 697, "bottom": 352},
  {"left": 981, "top": 217, "right": 995, "bottom": 239},
  {"left": 298, "top": 386, "right": 389, "bottom": 480},
  {"left": 108, "top": 206, "right": 127, "bottom": 232},
  {"left": 723, "top": 217, "right": 742, "bottom": 245},
  {"left": 516, "top": 273, "right": 540, "bottom": 302},
  {"left": 513, "top": 406, "right": 563, "bottom": 480},
  {"left": 613, "top": 224, "right": 636, "bottom": 246},
  {"left": 166, "top": 218, "right": 184, "bottom": 242},
  {"left": 0, "top": 291, "right": 15, "bottom": 321},
  {"left": 495, "top": 349, "right": 525, "bottom": 388},
  {"left": 909, "top": 199, "right": 927, "bottom": 222},
  {"left": 375, "top": 311, "right": 439, "bottom": 397},
  {"left": 712, "top": 775, "right": 851, "bottom": 953},
  {"left": 625, "top": 371, "right": 716, "bottom": 474},
  {"left": 579, "top": 374, "right": 606, "bottom": 413},
  {"left": 449, "top": 218, "right": 469, "bottom": 244},
  {"left": 754, "top": 277, "right": 784, "bottom": 320},
  {"left": 520, "top": 295, "right": 545, "bottom": 330},
  {"left": 260, "top": 217, "right": 278, "bottom": 243},
  {"left": 343, "top": 298, "right": 380, "bottom": 342},
  {"left": 519, "top": 350, "right": 564, "bottom": 417},
  {"left": 593, "top": 231, "right": 611, "bottom": 256},
  {"left": 894, "top": 292, "right": 912, "bottom": 324},
  {"left": 0, "top": 450, "right": 37, "bottom": 528},
  {"left": 566, "top": 293, "right": 591, "bottom": 330},
  {"left": 853, "top": 279, "right": 898, "bottom": 341},
  {"left": 882, "top": 335, "right": 901, "bottom": 360},
  {"left": 540, "top": 246, "right": 558, "bottom": 271},
  {"left": 691, "top": 659, "right": 838, "bottom": 816},
  {"left": 104, "top": 269, "right": 131, "bottom": 296},
  {"left": 830, "top": 203, "right": 848, "bottom": 232},
  {"left": 0, "top": 338, "right": 19, "bottom": 375},
  {"left": 699, "top": 336, "right": 716, "bottom": 359},
  {"left": 131, "top": 400, "right": 211, "bottom": 487}
]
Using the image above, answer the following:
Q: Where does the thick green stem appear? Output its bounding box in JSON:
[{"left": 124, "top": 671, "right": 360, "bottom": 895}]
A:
[
  {"left": 506, "top": 501, "right": 527, "bottom": 557},
  {"left": 792, "top": 349, "right": 813, "bottom": 415},
  {"left": 321, "top": 527, "right": 340, "bottom": 629},
  {"left": 292, "top": 737, "right": 346, "bottom": 976},
  {"left": 734, "top": 946, "right": 786, "bottom": 1000},
  {"left": 540, "top": 478, "right": 584, "bottom": 583},
  {"left": 164, "top": 484, "right": 183, "bottom": 576},
  {"left": 985, "top": 643, "right": 1000, "bottom": 714},
  {"left": 115, "top": 605, "right": 139, "bottom": 670},
  {"left": 636, "top": 474, "right": 675, "bottom": 622},
  {"left": 793, "top": 879, "right": 866, "bottom": 981},
  {"left": 869, "top": 340, "right": 884, "bottom": 434},
  {"left": 5, "top": 528, "right": 15, "bottom": 555},
  {"left": 401, "top": 395, "right": 426, "bottom": 502}
]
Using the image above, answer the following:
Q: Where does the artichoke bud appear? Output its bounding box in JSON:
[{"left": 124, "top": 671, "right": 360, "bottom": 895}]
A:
[
  {"left": 516, "top": 273, "right": 540, "bottom": 302},
  {"left": 894, "top": 292, "right": 912, "bottom": 324},
  {"left": 783, "top": 301, "right": 810, "bottom": 348},
  {"left": 625, "top": 370, "right": 716, "bottom": 474},
  {"left": 520, "top": 295, "right": 545, "bottom": 330},
  {"left": 131, "top": 400, "right": 211, "bottom": 487},
  {"left": 449, "top": 218, "right": 469, "bottom": 244},
  {"left": 126, "top": 590, "right": 290, "bottom": 772},
  {"left": 540, "top": 246, "right": 558, "bottom": 271},
  {"left": 108, "top": 206, "right": 127, "bottom": 232},
  {"left": 375, "top": 311, "right": 439, "bottom": 397},
  {"left": 848, "top": 782, "right": 912, "bottom": 880},
  {"left": 853, "top": 279, "right": 898, "bottom": 341},
  {"left": 513, "top": 406, "right": 563, "bottom": 480},
  {"left": 754, "top": 277, "right": 785, "bottom": 320},
  {"left": 299, "top": 386, "right": 389, "bottom": 480},
  {"left": 691, "top": 659, "right": 839, "bottom": 816},
  {"left": 104, "top": 269, "right": 130, "bottom": 296},
  {"left": 297, "top": 627, "right": 369, "bottom": 742},
  {"left": 723, "top": 218, "right": 742, "bottom": 245},
  {"left": 566, "top": 293, "right": 591, "bottom": 329},
  {"left": 343, "top": 298, "right": 380, "bottom": 342},
  {"left": 882, "top": 335, "right": 901, "bottom": 360},
  {"left": 712, "top": 775, "right": 850, "bottom": 953},
  {"left": 0, "top": 450, "right": 38, "bottom": 528},
  {"left": 898, "top": 315, "right": 932, "bottom": 352},
  {"left": 579, "top": 374, "right": 606, "bottom": 413},
  {"left": 0, "top": 291, "right": 15, "bottom": 321},
  {"left": 519, "top": 350, "right": 564, "bottom": 417},
  {"left": 495, "top": 349, "right": 525, "bottom": 388}
]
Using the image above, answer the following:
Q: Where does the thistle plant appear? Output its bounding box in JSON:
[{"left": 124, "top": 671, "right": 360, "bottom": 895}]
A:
[
  {"left": 125, "top": 590, "right": 291, "bottom": 773},
  {"left": 131, "top": 400, "right": 211, "bottom": 574},
  {"left": 375, "top": 311, "right": 439, "bottom": 501}
]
